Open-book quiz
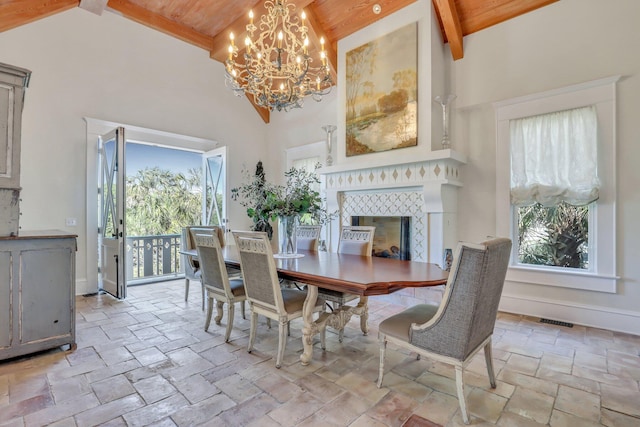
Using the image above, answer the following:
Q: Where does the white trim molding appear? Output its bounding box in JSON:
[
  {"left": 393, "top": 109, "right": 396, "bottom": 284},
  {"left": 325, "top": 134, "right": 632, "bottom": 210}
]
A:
[
  {"left": 494, "top": 76, "right": 620, "bottom": 293},
  {"left": 499, "top": 293, "right": 640, "bottom": 336}
]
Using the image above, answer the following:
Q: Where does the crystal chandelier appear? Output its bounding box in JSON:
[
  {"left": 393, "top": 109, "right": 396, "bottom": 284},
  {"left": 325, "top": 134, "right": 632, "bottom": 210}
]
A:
[{"left": 224, "top": 0, "right": 333, "bottom": 112}]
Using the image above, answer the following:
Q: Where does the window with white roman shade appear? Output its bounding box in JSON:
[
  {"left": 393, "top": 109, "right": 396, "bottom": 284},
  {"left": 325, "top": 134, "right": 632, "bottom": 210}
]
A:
[{"left": 510, "top": 106, "right": 600, "bottom": 207}]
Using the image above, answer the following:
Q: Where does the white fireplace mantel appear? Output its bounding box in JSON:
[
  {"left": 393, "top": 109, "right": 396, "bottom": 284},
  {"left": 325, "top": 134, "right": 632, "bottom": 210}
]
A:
[
  {"left": 319, "top": 149, "right": 466, "bottom": 265},
  {"left": 318, "top": 148, "right": 466, "bottom": 176}
]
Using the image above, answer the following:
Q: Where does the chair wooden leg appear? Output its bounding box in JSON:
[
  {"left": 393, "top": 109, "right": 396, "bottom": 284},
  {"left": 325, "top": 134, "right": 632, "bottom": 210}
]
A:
[
  {"left": 214, "top": 300, "right": 224, "bottom": 325},
  {"left": 377, "top": 336, "right": 387, "bottom": 388},
  {"left": 248, "top": 312, "right": 258, "bottom": 353},
  {"left": 266, "top": 317, "right": 272, "bottom": 329},
  {"left": 241, "top": 301, "right": 246, "bottom": 320},
  {"left": 225, "top": 303, "right": 235, "bottom": 343},
  {"left": 276, "top": 320, "right": 287, "bottom": 369},
  {"left": 484, "top": 340, "right": 497, "bottom": 388},
  {"left": 201, "top": 283, "right": 205, "bottom": 311},
  {"left": 204, "top": 295, "right": 214, "bottom": 331},
  {"left": 184, "top": 279, "right": 190, "bottom": 302},
  {"left": 320, "top": 325, "right": 326, "bottom": 350},
  {"left": 455, "top": 365, "right": 470, "bottom": 424},
  {"left": 335, "top": 302, "right": 345, "bottom": 343},
  {"left": 359, "top": 296, "right": 369, "bottom": 336}
]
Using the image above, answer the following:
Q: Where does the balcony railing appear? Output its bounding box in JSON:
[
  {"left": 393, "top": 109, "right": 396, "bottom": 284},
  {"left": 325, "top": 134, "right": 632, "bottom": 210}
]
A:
[{"left": 126, "top": 234, "right": 183, "bottom": 285}]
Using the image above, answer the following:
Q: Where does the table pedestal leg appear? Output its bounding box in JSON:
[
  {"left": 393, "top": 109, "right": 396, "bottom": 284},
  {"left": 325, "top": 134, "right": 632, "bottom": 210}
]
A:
[
  {"left": 300, "top": 287, "right": 369, "bottom": 365},
  {"left": 301, "top": 285, "right": 319, "bottom": 365}
]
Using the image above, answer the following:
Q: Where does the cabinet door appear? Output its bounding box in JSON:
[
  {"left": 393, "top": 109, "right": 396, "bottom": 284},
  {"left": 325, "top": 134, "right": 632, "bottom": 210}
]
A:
[
  {"left": 0, "top": 251, "right": 11, "bottom": 348},
  {"left": 20, "top": 247, "right": 74, "bottom": 343}
]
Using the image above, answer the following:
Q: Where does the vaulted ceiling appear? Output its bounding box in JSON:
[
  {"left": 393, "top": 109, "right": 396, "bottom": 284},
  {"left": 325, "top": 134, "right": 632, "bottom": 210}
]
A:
[{"left": 0, "top": 0, "right": 557, "bottom": 122}]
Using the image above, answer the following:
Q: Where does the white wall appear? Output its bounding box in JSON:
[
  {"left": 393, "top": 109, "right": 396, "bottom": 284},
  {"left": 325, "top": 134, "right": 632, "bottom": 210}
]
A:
[
  {"left": 0, "top": 8, "right": 267, "bottom": 294},
  {"left": 267, "top": 0, "right": 640, "bottom": 333},
  {"left": 451, "top": 0, "right": 640, "bottom": 333},
  {"left": 266, "top": 0, "right": 447, "bottom": 178}
]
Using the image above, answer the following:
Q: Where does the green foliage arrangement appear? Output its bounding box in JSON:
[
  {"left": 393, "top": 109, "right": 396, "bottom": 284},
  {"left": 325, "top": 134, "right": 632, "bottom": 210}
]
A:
[
  {"left": 125, "top": 166, "right": 204, "bottom": 236},
  {"left": 230, "top": 161, "right": 273, "bottom": 239},
  {"left": 231, "top": 161, "right": 335, "bottom": 237}
]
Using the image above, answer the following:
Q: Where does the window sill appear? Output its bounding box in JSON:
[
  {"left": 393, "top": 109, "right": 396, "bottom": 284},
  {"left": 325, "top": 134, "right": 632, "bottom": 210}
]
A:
[{"left": 506, "top": 265, "right": 618, "bottom": 293}]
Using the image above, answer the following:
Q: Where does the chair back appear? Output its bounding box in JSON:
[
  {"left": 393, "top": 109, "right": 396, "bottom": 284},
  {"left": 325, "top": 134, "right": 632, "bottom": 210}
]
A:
[
  {"left": 232, "top": 231, "right": 285, "bottom": 314},
  {"left": 181, "top": 225, "right": 224, "bottom": 269},
  {"left": 410, "top": 238, "right": 512, "bottom": 360},
  {"left": 296, "top": 225, "right": 321, "bottom": 251},
  {"left": 194, "top": 232, "right": 232, "bottom": 295},
  {"left": 338, "top": 226, "right": 375, "bottom": 256},
  {"left": 188, "top": 226, "right": 224, "bottom": 249}
]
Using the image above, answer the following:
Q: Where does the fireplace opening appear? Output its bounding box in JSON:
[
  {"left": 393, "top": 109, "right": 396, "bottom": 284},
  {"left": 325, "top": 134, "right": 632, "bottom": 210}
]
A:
[{"left": 351, "top": 216, "right": 411, "bottom": 260}]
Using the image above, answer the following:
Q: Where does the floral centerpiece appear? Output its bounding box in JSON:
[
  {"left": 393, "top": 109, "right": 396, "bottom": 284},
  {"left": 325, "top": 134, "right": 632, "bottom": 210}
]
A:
[{"left": 231, "top": 161, "right": 335, "bottom": 256}]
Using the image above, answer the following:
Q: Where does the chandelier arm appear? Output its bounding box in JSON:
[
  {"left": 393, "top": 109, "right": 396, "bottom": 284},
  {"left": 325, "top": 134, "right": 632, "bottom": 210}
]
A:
[{"left": 224, "top": 0, "right": 332, "bottom": 112}]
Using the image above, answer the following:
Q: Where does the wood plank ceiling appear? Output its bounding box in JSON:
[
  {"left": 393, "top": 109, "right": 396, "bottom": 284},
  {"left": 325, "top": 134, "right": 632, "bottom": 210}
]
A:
[{"left": 1, "top": 0, "right": 557, "bottom": 123}]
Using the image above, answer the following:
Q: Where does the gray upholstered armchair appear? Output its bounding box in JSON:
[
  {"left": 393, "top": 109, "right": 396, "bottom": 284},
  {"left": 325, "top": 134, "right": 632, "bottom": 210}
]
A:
[{"left": 376, "top": 238, "right": 512, "bottom": 424}]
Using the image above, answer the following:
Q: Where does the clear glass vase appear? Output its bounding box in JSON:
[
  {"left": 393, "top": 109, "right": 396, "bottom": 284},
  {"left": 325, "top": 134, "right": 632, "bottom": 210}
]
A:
[{"left": 277, "top": 215, "right": 299, "bottom": 257}]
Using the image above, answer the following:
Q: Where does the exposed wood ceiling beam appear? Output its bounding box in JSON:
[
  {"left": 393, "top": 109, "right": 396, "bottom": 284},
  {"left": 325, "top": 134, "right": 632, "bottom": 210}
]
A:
[
  {"left": 0, "top": 0, "right": 79, "bottom": 33},
  {"left": 107, "top": 0, "right": 214, "bottom": 51},
  {"left": 456, "top": 0, "right": 559, "bottom": 36},
  {"left": 303, "top": 5, "right": 337, "bottom": 84},
  {"left": 432, "top": 0, "right": 464, "bottom": 60}
]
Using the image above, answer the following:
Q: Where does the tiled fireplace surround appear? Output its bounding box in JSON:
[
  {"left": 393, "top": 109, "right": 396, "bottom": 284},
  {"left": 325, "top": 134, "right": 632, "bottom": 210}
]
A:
[{"left": 320, "top": 150, "right": 466, "bottom": 269}]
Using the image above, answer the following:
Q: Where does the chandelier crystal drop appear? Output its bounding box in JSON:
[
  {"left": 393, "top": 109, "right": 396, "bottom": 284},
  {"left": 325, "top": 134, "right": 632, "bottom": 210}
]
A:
[{"left": 224, "top": 0, "right": 333, "bottom": 112}]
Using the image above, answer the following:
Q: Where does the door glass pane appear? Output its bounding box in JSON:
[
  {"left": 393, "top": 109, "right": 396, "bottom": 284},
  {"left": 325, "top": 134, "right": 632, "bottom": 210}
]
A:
[
  {"left": 101, "top": 139, "right": 116, "bottom": 237},
  {"left": 205, "top": 155, "right": 224, "bottom": 225}
]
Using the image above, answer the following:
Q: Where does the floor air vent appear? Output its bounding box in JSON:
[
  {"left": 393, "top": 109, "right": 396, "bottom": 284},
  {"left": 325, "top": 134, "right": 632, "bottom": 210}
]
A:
[{"left": 540, "top": 318, "right": 574, "bottom": 328}]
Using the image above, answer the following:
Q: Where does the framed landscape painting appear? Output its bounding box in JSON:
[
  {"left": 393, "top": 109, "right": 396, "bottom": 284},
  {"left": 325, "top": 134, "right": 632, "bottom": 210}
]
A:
[{"left": 345, "top": 23, "right": 418, "bottom": 157}]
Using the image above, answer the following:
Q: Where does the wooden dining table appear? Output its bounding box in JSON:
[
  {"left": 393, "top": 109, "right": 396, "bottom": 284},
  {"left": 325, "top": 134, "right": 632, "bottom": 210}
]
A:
[{"left": 186, "top": 247, "right": 449, "bottom": 364}]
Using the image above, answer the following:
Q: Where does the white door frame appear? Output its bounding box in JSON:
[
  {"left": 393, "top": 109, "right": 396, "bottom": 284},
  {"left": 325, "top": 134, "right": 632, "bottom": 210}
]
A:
[{"left": 84, "top": 118, "right": 217, "bottom": 295}]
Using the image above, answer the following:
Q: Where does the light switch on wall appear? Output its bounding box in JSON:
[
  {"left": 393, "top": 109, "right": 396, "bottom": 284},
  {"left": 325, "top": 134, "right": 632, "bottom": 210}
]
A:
[{"left": 65, "top": 218, "right": 77, "bottom": 227}]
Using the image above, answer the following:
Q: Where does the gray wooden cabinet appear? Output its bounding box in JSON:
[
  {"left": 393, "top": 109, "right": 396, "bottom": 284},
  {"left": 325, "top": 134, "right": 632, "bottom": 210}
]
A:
[
  {"left": 0, "top": 231, "right": 77, "bottom": 361},
  {"left": 0, "top": 62, "right": 31, "bottom": 237}
]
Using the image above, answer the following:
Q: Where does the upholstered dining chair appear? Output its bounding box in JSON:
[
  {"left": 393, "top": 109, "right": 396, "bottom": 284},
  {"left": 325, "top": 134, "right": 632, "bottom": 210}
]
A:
[
  {"left": 296, "top": 225, "right": 321, "bottom": 251},
  {"left": 376, "top": 238, "right": 512, "bottom": 425},
  {"left": 181, "top": 226, "right": 222, "bottom": 309},
  {"left": 232, "top": 230, "right": 326, "bottom": 368},
  {"left": 318, "top": 225, "right": 375, "bottom": 342},
  {"left": 182, "top": 225, "right": 242, "bottom": 310},
  {"left": 194, "top": 233, "right": 247, "bottom": 342}
]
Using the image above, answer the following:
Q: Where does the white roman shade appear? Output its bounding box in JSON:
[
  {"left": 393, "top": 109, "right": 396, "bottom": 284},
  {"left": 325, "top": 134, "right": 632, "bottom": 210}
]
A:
[{"left": 510, "top": 105, "right": 599, "bottom": 206}]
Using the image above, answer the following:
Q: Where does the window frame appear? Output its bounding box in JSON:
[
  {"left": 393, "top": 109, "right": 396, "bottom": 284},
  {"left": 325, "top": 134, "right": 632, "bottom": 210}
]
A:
[{"left": 494, "top": 76, "right": 619, "bottom": 293}]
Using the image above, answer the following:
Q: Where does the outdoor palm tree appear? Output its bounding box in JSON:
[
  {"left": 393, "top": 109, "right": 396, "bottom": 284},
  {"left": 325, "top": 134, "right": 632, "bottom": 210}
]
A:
[
  {"left": 518, "top": 202, "right": 589, "bottom": 269},
  {"left": 126, "top": 166, "right": 202, "bottom": 236}
]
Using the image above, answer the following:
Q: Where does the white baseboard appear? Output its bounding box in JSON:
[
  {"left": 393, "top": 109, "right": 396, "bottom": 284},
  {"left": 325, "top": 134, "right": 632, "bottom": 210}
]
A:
[
  {"left": 75, "top": 278, "right": 98, "bottom": 296},
  {"left": 499, "top": 293, "right": 640, "bottom": 336}
]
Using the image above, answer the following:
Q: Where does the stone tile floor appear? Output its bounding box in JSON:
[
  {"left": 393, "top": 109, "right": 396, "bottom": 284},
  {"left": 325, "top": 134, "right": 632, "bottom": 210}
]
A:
[{"left": 1, "top": 279, "right": 639, "bottom": 426}]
